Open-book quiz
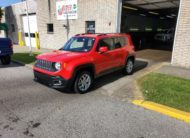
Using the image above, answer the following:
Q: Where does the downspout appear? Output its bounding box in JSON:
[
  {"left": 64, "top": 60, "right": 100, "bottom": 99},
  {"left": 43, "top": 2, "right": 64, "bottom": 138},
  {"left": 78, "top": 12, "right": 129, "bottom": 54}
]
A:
[
  {"left": 48, "top": 0, "right": 51, "bottom": 22},
  {"left": 116, "top": 0, "right": 122, "bottom": 33}
]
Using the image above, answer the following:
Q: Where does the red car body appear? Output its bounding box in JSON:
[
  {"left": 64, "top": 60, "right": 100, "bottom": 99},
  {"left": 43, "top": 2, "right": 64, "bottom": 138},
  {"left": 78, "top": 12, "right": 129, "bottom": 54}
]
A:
[{"left": 33, "top": 33, "right": 136, "bottom": 93}]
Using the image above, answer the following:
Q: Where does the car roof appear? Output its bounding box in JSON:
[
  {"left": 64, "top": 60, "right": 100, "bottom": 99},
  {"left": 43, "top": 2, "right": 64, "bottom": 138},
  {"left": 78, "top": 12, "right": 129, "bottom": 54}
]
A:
[{"left": 75, "top": 33, "right": 130, "bottom": 38}]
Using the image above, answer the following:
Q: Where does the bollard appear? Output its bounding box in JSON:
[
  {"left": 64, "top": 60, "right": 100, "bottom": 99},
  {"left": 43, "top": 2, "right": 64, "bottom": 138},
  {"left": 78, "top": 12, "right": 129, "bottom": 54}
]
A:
[
  {"left": 35, "top": 32, "right": 40, "bottom": 49},
  {"left": 18, "top": 31, "right": 24, "bottom": 47}
]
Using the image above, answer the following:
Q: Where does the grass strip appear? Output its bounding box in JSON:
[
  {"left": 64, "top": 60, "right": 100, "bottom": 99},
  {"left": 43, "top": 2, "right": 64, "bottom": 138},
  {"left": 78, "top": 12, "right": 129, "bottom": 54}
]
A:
[
  {"left": 12, "top": 52, "right": 41, "bottom": 65},
  {"left": 138, "top": 73, "right": 190, "bottom": 112}
]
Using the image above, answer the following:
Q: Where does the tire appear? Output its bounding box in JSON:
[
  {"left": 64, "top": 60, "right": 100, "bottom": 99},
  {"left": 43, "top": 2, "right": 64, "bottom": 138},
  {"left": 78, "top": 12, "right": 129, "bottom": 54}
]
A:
[
  {"left": 1, "top": 55, "right": 11, "bottom": 65},
  {"left": 124, "top": 58, "right": 134, "bottom": 75},
  {"left": 74, "top": 71, "right": 93, "bottom": 94}
]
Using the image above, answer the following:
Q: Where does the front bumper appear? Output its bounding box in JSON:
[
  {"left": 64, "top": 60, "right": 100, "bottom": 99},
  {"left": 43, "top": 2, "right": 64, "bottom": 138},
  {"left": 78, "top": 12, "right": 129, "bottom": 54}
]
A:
[{"left": 34, "top": 70, "right": 72, "bottom": 89}]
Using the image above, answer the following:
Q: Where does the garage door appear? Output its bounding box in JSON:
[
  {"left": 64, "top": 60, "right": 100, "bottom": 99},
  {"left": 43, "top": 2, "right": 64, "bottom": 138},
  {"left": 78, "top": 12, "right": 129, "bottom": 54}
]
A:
[
  {"left": 120, "top": 0, "right": 179, "bottom": 51},
  {"left": 22, "top": 14, "right": 38, "bottom": 47}
]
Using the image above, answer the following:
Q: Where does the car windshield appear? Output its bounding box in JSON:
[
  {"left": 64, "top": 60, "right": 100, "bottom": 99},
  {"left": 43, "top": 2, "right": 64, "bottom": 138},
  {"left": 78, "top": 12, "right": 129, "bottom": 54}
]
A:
[{"left": 60, "top": 37, "right": 95, "bottom": 52}]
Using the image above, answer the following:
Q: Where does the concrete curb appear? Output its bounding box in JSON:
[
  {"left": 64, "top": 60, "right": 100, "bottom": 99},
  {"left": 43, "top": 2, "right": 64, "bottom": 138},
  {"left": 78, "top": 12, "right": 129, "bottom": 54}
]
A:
[
  {"left": 12, "top": 60, "right": 33, "bottom": 69},
  {"left": 132, "top": 100, "right": 190, "bottom": 123}
]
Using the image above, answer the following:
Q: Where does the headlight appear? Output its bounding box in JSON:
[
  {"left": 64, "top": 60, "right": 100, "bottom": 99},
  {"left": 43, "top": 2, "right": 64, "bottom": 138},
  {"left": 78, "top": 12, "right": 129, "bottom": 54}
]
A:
[{"left": 54, "top": 62, "right": 61, "bottom": 70}]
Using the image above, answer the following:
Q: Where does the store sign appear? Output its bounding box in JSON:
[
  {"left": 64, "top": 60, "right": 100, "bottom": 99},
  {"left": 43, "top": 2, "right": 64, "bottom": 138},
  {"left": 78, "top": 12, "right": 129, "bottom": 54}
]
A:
[{"left": 56, "top": 0, "right": 78, "bottom": 20}]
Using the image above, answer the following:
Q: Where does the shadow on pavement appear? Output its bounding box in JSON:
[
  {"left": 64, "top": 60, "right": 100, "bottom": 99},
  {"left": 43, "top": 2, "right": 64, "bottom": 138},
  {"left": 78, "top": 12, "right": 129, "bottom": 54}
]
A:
[
  {"left": 92, "top": 59, "right": 148, "bottom": 90},
  {"left": 0, "top": 62, "right": 24, "bottom": 68},
  {"left": 63, "top": 59, "right": 148, "bottom": 94},
  {"left": 134, "top": 60, "right": 149, "bottom": 72}
]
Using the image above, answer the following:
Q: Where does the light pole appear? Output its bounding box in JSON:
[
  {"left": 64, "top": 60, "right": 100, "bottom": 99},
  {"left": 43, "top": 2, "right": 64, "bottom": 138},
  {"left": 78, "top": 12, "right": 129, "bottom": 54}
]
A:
[{"left": 25, "top": 0, "right": 33, "bottom": 56}]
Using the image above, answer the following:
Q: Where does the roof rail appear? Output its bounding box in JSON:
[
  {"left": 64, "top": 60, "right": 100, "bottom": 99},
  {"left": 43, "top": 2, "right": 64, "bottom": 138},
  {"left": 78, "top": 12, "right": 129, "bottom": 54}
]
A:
[
  {"left": 75, "top": 33, "right": 107, "bottom": 36},
  {"left": 75, "top": 33, "right": 86, "bottom": 36},
  {"left": 75, "top": 33, "right": 128, "bottom": 37},
  {"left": 97, "top": 33, "right": 107, "bottom": 36}
]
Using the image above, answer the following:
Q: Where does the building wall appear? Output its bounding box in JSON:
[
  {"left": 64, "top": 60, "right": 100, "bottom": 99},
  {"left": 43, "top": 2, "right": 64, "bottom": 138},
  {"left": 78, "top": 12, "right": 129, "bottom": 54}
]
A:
[
  {"left": 0, "top": 8, "right": 6, "bottom": 38},
  {"left": 37, "top": 0, "right": 119, "bottom": 49},
  {"left": 172, "top": 0, "right": 190, "bottom": 68},
  {"left": 5, "top": 0, "right": 37, "bottom": 44}
]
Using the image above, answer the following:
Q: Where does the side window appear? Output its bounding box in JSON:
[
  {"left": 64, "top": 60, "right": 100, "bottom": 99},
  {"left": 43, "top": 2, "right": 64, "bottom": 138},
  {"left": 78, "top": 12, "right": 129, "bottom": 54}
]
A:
[
  {"left": 114, "top": 37, "right": 122, "bottom": 49},
  {"left": 97, "top": 38, "right": 114, "bottom": 51},
  {"left": 122, "top": 37, "right": 128, "bottom": 46},
  {"left": 114, "top": 37, "right": 128, "bottom": 49}
]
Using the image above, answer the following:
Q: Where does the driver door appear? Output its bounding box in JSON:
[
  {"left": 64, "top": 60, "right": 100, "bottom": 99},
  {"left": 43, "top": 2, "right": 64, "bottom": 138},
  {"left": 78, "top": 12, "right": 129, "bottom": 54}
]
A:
[{"left": 94, "top": 37, "right": 118, "bottom": 74}]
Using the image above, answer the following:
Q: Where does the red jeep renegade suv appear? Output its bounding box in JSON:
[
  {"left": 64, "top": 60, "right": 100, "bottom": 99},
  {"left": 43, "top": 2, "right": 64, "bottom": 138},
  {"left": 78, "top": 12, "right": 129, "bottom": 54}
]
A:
[{"left": 33, "top": 33, "right": 136, "bottom": 93}]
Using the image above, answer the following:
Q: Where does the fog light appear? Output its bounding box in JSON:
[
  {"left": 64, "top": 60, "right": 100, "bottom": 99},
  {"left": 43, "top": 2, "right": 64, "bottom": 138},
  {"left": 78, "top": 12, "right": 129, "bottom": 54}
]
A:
[{"left": 54, "top": 80, "right": 62, "bottom": 86}]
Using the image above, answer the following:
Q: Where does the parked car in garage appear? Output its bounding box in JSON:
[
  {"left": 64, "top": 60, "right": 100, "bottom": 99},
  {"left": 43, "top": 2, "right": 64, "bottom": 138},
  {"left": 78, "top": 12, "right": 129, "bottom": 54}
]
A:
[
  {"left": 33, "top": 33, "right": 136, "bottom": 93},
  {"left": 154, "top": 28, "right": 175, "bottom": 43},
  {"left": 0, "top": 37, "right": 13, "bottom": 65}
]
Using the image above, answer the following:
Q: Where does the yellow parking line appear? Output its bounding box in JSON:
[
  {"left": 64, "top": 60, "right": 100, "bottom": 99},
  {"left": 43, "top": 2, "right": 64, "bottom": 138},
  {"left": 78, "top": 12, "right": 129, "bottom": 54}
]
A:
[{"left": 132, "top": 100, "right": 190, "bottom": 123}]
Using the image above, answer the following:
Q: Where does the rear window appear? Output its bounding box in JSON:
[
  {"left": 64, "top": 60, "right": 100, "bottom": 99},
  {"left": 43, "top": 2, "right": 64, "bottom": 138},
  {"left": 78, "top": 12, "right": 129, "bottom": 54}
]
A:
[{"left": 114, "top": 37, "right": 128, "bottom": 48}]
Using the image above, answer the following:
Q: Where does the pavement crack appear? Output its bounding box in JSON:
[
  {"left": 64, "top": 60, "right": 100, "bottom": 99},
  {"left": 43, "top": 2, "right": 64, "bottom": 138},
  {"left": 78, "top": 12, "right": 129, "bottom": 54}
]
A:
[
  {"left": 0, "top": 100, "right": 21, "bottom": 123},
  {"left": 8, "top": 116, "right": 20, "bottom": 123},
  {"left": 32, "top": 122, "right": 41, "bottom": 128},
  {"left": 3, "top": 125, "right": 9, "bottom": 129},
  {"left": 23, "top": 121, "right": 41, "bottom": 137},
  {"left": 0, "top": 100, "right": 38, "bottom": 137},
  {"left": 23, "top": 123, "right": 34, "bottom": 137}
]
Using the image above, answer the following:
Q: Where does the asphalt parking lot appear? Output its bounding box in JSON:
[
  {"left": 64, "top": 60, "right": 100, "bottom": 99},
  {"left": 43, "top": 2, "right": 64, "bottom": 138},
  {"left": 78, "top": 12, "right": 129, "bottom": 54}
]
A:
[{"left": 0, "top": 62, "right": 190, "bottom": 138}]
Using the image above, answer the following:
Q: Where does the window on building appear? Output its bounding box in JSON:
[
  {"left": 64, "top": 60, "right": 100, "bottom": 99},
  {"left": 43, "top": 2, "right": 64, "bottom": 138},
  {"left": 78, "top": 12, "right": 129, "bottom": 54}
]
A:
[
  {"left": 86, "top": 21, "right": 95, "bottom": 34},
  {"left": 47, "top": 23, "right": 54, "bottom": 33},
  {"left": 11, "top": 24, "right": 15, "bottom": 32}
]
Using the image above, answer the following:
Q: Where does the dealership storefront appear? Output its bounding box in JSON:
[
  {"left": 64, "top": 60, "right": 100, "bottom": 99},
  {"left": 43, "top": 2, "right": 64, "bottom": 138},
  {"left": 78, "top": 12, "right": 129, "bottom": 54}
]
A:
[{"left": 5, "top": 0, "right": 190, "bottom": 68}]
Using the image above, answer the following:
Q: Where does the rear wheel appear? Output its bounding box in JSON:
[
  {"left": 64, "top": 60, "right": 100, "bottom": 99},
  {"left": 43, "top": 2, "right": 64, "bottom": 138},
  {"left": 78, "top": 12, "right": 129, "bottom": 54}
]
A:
[
  {"left": 1, "top": 55, "right": 11, "bottom": 65},
  {"left": 74, "top": 71, "right": 93, "bottom": 94},
  {"left": 124, "top": 58, "right": 134, "bottom": 75}
]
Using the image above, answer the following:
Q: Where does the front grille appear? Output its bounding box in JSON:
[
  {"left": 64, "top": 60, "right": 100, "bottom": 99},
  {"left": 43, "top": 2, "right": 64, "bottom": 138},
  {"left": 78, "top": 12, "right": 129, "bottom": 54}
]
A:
[{"left": 35, "top": 59, "right": 55, "bottom": 72}]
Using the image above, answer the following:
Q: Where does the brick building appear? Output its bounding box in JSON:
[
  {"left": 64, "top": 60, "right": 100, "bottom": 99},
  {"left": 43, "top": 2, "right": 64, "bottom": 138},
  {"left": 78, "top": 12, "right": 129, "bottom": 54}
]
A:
[
  {"left": 171, "top": 0, "right": 190, "bottom": 68},
  {"left": 4, "top": 0, "right": 37, "bottom": 45},
  {"left": 36, "top": 0, "right": 120, "bottom": 49},
  {"left": 0, "top": 8, "right": 6, "bottom": 38}
]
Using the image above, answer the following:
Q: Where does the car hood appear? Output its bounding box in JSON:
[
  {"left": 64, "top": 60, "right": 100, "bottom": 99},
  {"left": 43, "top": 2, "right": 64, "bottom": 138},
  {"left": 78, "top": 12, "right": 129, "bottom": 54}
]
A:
[{"left": 37, "top": 50, "right": 85, "bottom": 62}]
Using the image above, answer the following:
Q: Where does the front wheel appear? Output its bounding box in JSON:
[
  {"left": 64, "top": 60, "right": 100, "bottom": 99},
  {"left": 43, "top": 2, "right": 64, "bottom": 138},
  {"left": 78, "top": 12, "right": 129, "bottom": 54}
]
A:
[
  {"left": 74, "top": 71, "right": 93, "bottom": 94},
  {"left": 1, "top": 55, "right": 11, "bottom": 65},
  {"left": 124, "top": 59, "right": 134, "bottom": 75}
]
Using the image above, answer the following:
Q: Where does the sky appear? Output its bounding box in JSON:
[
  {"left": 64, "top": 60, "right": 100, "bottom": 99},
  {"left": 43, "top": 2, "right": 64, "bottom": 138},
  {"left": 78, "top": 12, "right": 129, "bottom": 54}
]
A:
[{"left": 0, "top": 0, "right": 21, "bottom": 7}]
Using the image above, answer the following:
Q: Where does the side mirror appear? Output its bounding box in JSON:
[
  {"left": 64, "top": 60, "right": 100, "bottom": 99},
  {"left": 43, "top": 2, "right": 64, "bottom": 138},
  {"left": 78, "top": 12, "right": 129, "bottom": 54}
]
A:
[{"left": 99, "top": 46, "right": 108, "bottom": 53}]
